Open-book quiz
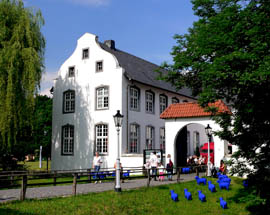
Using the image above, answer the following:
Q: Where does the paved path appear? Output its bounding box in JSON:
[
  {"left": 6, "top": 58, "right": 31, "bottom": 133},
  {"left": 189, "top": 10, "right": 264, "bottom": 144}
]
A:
[{"left": 0, "top": 173, "right": 198, "bottom": 203}]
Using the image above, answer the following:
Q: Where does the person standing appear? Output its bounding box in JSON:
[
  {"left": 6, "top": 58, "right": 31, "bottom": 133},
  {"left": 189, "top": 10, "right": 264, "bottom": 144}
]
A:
[
  {"left": 166, "top": 154, "right": 173, "bottom": 181},
  {"left": 150, "top": 152, "right": 158, "bottom": 181},
  {"left": 93, "top": 152, "right": 102, "bottom": 183}
]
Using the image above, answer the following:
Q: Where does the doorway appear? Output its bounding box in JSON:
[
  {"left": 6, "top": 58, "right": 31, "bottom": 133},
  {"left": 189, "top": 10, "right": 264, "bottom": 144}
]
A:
[{"left": 175, "top": 126, "right": 187, "bottom": 167}]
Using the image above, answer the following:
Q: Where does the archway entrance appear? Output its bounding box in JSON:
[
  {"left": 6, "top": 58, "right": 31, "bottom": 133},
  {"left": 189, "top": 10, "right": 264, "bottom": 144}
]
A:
[
  {"left": 175, "top": 123, "right": 209, "bottom": 167},
  {"left": 175, "top": 126, "right": 187, "bottom": 167}
]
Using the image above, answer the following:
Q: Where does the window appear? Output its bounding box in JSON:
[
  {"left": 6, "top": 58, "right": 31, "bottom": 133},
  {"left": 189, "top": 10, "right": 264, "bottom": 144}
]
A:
[
  {"left": 159, "top": 95, "right": 167, "bottom": 114},
  {"left": 172, "top": 97, "right": 179, "bottom": 104},
  {"left": 96, "top": 87, "right": 109, "bottom": 110},
  {"left": 82, "top": 48, "right": 89, "bottom": 59},
  {"left": 187, "top": 131, "right": 190, "bottom": 155},
  {"left": 95, "top": 124, "right": 108, "bottom": 154},
  {"left": 160, "top": 128, "right": 165, "bottom": 152},
  {"left": 62, "top": 124, "right": 74, "bottom": 155},
  {"left": 146, "top": 126, "right": 154, "bottom": 149},
  {"left": 183, "top": 100, "right": 189, "bottom": 103},
  {"left": 68, "top": 66, "right": 75, "bottom": 77},
  {"left": 130, "top": 124, "right": 140, "bottom": 153},
  {"left": 145, "top": 91, "right": 154, "bottom": 113},
  {"left": 193, "top": 131, "right": 200, "bottom": 151},
  {"left": 96, "top": 61, "right": 103, "bottom": 72},
  {"left": 130, "top": 87, "right": 140, "bottom": 111},
  {"left": 63, "top": 90, "right": 75, "bottom": 113}
]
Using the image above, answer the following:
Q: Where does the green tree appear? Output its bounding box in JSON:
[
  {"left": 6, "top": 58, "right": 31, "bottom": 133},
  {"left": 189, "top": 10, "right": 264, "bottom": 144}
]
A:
[
  {"left": 0, "top": 0, "right": 45, "bottom": 169},
  {"left": 160, "top": 0, "right": 270, "bottom": 207},
  {"left": 33, "top": 95, "right": 52, "bottom": 170}
]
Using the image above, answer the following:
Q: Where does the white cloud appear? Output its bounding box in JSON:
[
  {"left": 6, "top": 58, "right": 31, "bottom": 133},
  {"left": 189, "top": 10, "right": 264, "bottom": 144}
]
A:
[
  {"left": 39, "top": 87, "right": 53, "bottom": 98},
  {"left": 39, "top": 70, "right": 58, "bottom": 97},
  {"left": 67, "top": 0, "right": 110, "bottom": 6},
  {"left": 41, "top": 70, "right": 58, "bottom": 85}
]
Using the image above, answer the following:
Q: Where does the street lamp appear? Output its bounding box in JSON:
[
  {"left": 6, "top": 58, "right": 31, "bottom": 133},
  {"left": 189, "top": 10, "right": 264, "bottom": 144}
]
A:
[
  {"left": 205, "top": 124, "right": 212, "bottom": 177},
  {"left": 113, "top": 110, "right": 124, "bottom": 192}
]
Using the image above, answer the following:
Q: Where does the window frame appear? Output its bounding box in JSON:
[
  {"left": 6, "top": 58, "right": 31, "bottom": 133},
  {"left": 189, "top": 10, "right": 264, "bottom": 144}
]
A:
[
  {"left": 95, "top": 124, "right": 109, "bottom": 155},
  {"left": 193, "top": 131, "right": 200, "bottom": 150},
  {"left": 96, "top": 86, "right": 109, "bottom": 110},
  {"left": 61, "top": 124, "right": 74, "bottom": 156},
  {"left": 159, "top": 127, "right": 165, "bottom": 152},
  {"left": 146, "top": 125, "right": 155, "bottom": 150},
  {"left": 68, "top": 66, "right": 75, "bottom": 77},
  {"left": 82, "top": 48, "right": 89, "bottom": 59},
  {"left": 130, "top": 86, "right": 140, "bottom": 111},
  {"left": 63, "top": 90, "right": 75, "bottom": 114},
  {"left": 96, "top": 60, "right": 103, "bottom": 72},
  {"left": 159, "top": 94, "right": 168, "bottom": 114},
  {"left": 129, "top": 123, "right": 140, "bottom": 154},
  {"left": 187, "top": 131, "right": 190, "bottom": 155},
  {"left": 145, "top": 90, "right": 155, "bottom": 114}
]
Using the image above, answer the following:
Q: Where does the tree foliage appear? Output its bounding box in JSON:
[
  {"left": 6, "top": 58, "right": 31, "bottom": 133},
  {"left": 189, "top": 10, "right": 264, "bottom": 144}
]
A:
[
  {"left": 160, "top": 0, "right": 270, "bottom": 204},
  {"left": 0, "top": 0, "right": 45, "bottom": 168},
  {"left": 33, "top": 95, "right": 52, "bottom": 160}
]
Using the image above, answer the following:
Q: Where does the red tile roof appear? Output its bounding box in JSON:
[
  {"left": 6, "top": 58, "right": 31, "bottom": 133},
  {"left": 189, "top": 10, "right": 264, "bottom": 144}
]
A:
[{"left": 160, "top": 100, "right": 231, "bottom": 119}]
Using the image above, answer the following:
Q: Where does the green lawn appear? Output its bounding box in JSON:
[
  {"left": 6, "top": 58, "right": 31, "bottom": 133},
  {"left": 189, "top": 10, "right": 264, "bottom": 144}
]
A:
[
  {"left": 19, "top": 160, "right": 51, "bottom": 171},
  {"left": 0, "top": 177, "right": 259, "bottom": 215}
]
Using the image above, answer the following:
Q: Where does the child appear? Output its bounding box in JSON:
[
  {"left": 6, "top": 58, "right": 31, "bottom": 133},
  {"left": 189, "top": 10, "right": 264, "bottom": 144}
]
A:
[{"left": 158, "top": 163, "right": 165, "bottom": 181}]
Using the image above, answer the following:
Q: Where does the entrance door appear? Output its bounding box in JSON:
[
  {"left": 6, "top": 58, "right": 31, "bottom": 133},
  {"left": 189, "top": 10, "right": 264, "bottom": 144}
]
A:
[{"left": 176, "top": 126, "right": 187, "bottom": 167}]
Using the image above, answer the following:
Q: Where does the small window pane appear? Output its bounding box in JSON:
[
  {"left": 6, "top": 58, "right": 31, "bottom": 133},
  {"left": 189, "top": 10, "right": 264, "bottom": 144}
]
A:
[
  {"left": 82, "top": 48, "right": 89, "bottom": 59},
  {"left": 63, "top": 91, "right": 75, "bottom": 113}
]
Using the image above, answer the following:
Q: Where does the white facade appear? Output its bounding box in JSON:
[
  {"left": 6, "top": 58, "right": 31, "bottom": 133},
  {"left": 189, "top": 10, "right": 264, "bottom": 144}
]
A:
[{"left": 51, "top": 33, "right": 195, "bottom": 170}]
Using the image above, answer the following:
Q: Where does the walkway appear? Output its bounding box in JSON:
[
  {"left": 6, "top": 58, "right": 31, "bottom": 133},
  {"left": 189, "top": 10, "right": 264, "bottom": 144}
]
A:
[{"left": 0, "top": 173, "right": 198, "bottom": 203}]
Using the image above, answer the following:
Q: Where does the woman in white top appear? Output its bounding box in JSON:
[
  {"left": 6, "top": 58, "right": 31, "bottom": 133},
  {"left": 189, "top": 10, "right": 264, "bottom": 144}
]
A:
[{"left": 93, "top": 152, "right": 102, "bottom": 183}]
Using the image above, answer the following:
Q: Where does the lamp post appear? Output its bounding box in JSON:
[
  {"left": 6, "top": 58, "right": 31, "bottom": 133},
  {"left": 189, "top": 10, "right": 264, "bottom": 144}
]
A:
[
  {"left": 113, "top": 110, "right": 124, "bottom": 192},
  {"left": 205, "top": 124, "right": 212, "bottom": 177}
]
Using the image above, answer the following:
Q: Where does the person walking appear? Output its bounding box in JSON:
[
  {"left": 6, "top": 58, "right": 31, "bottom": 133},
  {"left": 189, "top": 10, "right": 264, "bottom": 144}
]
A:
[{"left": 93, "top": 152, "right": 102, "bottom": 183}]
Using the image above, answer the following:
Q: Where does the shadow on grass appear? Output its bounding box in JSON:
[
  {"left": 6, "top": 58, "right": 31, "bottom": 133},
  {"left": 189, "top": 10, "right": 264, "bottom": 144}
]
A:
[
  {"left": 156, "top": 185, "right": 169, "bottom": 190},
  {"left": 229, "top": 181, "right": 269, "bottom": 215},
  {"left": 0, "top": 208, "right": 35, "bottom": 215}
]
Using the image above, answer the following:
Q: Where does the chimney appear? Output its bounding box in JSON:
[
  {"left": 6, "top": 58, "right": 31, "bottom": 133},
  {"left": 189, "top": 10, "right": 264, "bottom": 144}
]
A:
[{"left": 104, "top": 40, "right": 115, "bottom": 50}]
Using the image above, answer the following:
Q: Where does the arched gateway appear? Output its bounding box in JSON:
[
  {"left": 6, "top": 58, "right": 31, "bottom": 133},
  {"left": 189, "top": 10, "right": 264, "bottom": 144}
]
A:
[{"left": 160, "top": 100, "right": 232, "bottom": 168}]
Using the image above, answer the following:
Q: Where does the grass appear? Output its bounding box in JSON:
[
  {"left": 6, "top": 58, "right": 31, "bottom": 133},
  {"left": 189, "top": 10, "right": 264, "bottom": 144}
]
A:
[
  {"left": 0, "top": 177, "right": 254, "bottom": 215},
  {"left": 18, "top": 161, "right": 51, "bottom": 172}
]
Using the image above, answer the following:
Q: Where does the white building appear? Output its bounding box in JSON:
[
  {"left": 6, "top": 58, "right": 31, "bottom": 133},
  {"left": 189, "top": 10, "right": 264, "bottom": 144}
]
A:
[
  {"left": 51, "top": 33, "right": 233, "bottom": 170},
  {"left": 160, "top": 101, "right": 235, "bottom": 168},
  {"left": 51, "top": 33, "right": 198, "bottom": 170}
]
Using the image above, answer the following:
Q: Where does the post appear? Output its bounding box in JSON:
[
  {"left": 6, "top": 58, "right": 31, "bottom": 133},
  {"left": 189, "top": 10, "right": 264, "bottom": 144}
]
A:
[
  {"left": 39, "top": 145, "right": 42, "bottom": 169},
  {"left": 113, "top": 110, "right": 123, "bottom": 192},
  {"left": 177, "top": 167, "right": 180, "bottom": 183},
  {"left": 53, "top": 171, "right": 57, "bottom": 186},
  {"left": 88, "top": 169, "right": 91, "bottom": 182},
  {"left": 207, "top": 137, "right": 211, "bottom": 176},
  {"left": 73, "top": 173, "right": 77, "bottom": 196},
  {"left": 20, "top": 175, "right": 27, "bottom": 201},
  {"left": 115, "top": 127, "right": 121, "bottom": 192},
  {"left": 196, "top": 167, "right": 199, "bottom": 177},
  {"left": 147, "top": 169, "right": 150, "bottom": 187},
  {"left": 205, "top": 124, "right": 212, "bottom": 177}
]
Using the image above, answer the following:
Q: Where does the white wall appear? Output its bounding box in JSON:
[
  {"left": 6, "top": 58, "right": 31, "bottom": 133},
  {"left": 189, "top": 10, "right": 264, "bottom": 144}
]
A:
[
  {"left": 120, "top": 80, "right": 196, "bottom": 168},
  {"left": 52, "top": 32, "right": 197, "bottom": 170},
  {"left": 165, "top": 117, "right": 225, "bottom": 167},
  {"left": 52, "top": 33, "right": 124, "bottom": 170}
]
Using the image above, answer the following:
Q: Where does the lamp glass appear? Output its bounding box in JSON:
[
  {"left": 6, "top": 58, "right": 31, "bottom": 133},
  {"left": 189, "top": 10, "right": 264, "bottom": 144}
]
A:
[
  {"left": 205, "top": 124, "right": 212, "bottom": 136},
  {"left": 113, "top": 110, "right": 123, "bottom": 128}
]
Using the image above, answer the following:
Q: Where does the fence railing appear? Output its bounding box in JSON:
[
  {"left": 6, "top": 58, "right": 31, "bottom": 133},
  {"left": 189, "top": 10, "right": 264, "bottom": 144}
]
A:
[{"left": 0, "top": 165, "right": 207, "bottom": 201}]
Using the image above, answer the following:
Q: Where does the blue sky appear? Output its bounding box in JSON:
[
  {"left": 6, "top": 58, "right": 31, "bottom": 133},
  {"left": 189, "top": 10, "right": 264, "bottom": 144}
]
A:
[{"left": 23, "top": 0, "right": 197, "bottom": 96}]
